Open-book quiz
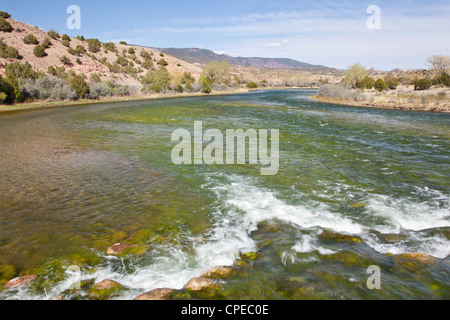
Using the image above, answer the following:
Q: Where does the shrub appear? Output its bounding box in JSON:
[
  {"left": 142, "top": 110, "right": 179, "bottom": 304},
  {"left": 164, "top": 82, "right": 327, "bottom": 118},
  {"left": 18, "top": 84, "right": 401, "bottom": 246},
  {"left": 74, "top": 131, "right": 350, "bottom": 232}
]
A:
[
  {"left": 48, "top": 29, "right": 60, "bottom": 40},
  {"left": 0, "top": 17, "right": 12, "bottom": 32},
  {"left": 317, "top": 83, "right": 365, "bottom": 101},
  {"left": 115, "top": 56, "right": 129, "bottom": 67},
  {"left": 67, "top": 47, "right": 78, "bottom": 56},
  {"left": 62, "top": 39, "right": 70, "bottom": 47},
  {"left": 246, "top": 81, "right": 258, "bottom": 89},
  {"left": 199, "top": 75, "right": 212, "bottom": 94},
  {"left": 436, "top": 73, "right": 450, "bottom": 87},
  {"left": 70, "top": 75, "right": 90, "bottom": 99},
  {"left": 0, "top": 39, "right": 20, "bottom": 59},
  {"left": 23, "top": 34, "right": 39, "bottom": 45},
  {"left": 88, "top": 82, "right": 111, "bottom": 99},
  {"left": 21, "top": 76, "right": 77, "bottom": 100},
  {"left": 90, "top": 73, "right": 101, "bottom": 83},
  {"left": 60, "top": 55, "right": 71, "bottom": 65},
  {"left": 103, "top": 42, "right": 116, "bottom": 52},
  {"left": 414, "top": 78, "right": 432, "bottom": 91},
  {"left": 140, "top": 50, "right": 152, "bottom": 60},
  {"left": 33, "top": 44, "right": 46, "bottom": 57},
  {"left": 128, "top": 48, "right": 135, "bottom": 54},
  {"left": 41, "top": 37, "right": 51, "bottom": 48},
  {"left": 5, "top": 75, "right": 23, "bottom": 102},
  {"left": 86, "top": 38, "right": 102, "bottom": 53},
  {"left": 385, "top": 76, "right": 399, "bottom": 90},
  {"left": 357, "top": 76, "right": 375, "bottom": 90},
  {"left": 374, "top": 79, "right": 387, "bottom": 92},
  {"left": 76, "top": 35, "right": 85, "bottom": 41},
  {"left": 62, "top": 34, "right": 71, "bottom": 41},
  {"left": 119, "top": 41, "right": 127, "bottom": 45},
  {"left": 157, "top": 58, "right": 168, "bottom": 66},
  {"left": 0, "top": 11, "right": 11, "bottom": 19},
  {"left": 75, "top": 44, "right": 86, "bottom": 55}
]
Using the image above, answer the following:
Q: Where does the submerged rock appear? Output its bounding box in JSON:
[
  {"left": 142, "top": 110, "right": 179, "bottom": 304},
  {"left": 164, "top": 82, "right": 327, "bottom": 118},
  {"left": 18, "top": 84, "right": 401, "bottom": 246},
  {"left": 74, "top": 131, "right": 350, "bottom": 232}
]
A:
[
  {"left": 393, "top": 252, "right": 439, "bottom": 272},
  {"left": 89, "top": 279, "right": 124, "bottom": 299},
  {"left": 4, "top": 275, "right": 36, "bottom": 288},
  {"left": 318, "top": 229, "right": 363, "bottom": 245},
  {"left": 134, "top": 288, "right": 175, "bottom": 300},
  {"left": 183, "top": 277, "right": 220, "bottom": 298},
  {"left": 106, "top": 243, "right": 138, "bottom": 255}
]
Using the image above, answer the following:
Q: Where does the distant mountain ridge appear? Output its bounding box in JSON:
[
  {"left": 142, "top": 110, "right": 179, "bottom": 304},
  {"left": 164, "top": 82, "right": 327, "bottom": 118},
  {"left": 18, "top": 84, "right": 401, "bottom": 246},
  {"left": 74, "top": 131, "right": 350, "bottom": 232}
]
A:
[{"left": 156, "top": 48, "right": 327, "bottom": 69}]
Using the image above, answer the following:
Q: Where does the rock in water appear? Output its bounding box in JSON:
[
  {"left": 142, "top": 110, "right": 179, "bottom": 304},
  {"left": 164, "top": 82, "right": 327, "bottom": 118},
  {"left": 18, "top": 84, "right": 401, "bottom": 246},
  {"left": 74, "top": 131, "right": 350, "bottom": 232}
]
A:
[
  {"left": 4, "top": 275, "right": 36, "bottom": 288},
  {"left": 134, "top": 288, "right": 175, "bottom": 300},
  {"left": 201, "top": 266, "right": 236, "bottom": 279},
  {"left": 106, "top": 243, "right": 137, "bottom": 255},
  {"left": 393, "top": 252, "right": 439, "bottom": 272},
  {"left": 89, "top": 279, "right": 124, "bottom": 299}
]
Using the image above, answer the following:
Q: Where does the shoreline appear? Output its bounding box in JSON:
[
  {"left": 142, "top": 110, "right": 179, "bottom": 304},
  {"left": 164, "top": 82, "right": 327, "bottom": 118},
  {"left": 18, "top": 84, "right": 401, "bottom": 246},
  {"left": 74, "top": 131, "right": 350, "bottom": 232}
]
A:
[
  {"left": 0, "top": 88, "right": 251, "bottom": 114},
  {"left": 310, "top": 95, "right": 450, "bottom": 114}
]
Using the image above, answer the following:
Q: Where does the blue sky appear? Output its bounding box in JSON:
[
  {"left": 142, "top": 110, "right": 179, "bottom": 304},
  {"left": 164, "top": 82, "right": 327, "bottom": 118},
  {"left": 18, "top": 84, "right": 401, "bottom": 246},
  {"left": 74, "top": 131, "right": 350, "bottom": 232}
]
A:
[{"left": 3, "top": 0, "right": 450, "bottom": 70}]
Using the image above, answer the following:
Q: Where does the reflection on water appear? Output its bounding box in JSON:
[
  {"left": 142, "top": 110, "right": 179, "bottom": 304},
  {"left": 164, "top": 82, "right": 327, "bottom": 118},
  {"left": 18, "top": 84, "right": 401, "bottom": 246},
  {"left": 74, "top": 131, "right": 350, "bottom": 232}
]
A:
[{"left": 0, "top": 90, "right": 449, "bottom": 299}]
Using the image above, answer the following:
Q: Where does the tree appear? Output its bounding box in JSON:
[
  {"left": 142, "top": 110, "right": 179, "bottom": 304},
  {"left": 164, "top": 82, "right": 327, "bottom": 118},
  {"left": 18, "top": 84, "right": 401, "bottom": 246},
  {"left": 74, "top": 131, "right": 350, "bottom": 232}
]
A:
[
  {"left": 128, "top": 48, "right": 135, "bottom": 54},
  {"left": 0, "top": 39, "right": 20, "bottom": 59},
  {"left": 41, "top": 37, "right": 51, "bottom": 48},
  {"left": 70, "top": 75, "right": 90, "bottom": 99},
  {"left": 5, "top": 61, "right": 38, "bottom": 80},
  {"left": 247, "top": 81, "right": 258, "bottom": 89},
  {"left": 157, "top": 58, "right": 168, "bottom": 67},
  {"left": 62, "top": 34, "right": 71, "bottom": 41},
  {"left": 5, "top": 74, "right": 23, "bottom": 103},
  {"left": 76, "top": 44, "right": 86, "bottom": 55},
  {"left": 343, "top": 63, "right": 368, "bottom": 89},
  {"left": 0, "top": 17, "right": 12, "bottom": 32},
  {"left": 374, "top": 79, "right": 387, "bottom": 92},
  {"left": 202, "top": 61, "right": 232, "bottom": 85},
  {"left": 384, "top": 75, "right": 399, "bottom": 90},
  {"left": 427, "top": 55, "right": 450, "bottom": 76},
  {"left": 33, "top": 44, "right": 46, "bottom": 57}
]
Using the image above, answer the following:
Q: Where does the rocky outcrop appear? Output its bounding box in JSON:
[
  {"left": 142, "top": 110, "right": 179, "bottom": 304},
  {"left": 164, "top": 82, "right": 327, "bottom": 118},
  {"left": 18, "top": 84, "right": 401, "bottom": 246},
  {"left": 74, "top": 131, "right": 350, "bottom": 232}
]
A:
[{"left": 134, "top": 288, "right": 175, "bottom": 300}]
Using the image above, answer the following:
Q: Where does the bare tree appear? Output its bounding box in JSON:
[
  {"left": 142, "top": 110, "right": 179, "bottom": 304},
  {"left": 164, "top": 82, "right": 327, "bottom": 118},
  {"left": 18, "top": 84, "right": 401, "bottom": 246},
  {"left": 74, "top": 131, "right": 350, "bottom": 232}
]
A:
[{"left": 427, "top": 55, "right": 450, "bottom": 76}]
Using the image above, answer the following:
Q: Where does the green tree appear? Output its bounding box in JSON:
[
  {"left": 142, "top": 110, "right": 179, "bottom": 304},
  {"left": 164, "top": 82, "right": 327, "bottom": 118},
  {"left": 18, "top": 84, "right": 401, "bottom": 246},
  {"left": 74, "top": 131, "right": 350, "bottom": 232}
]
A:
[
  {"left": 202, "top": 61, "right": 232, "bottom": 85},
  {"left": 41, "top": 37, "right": 51, "bottom": 48},
  {"left": 5, "top": 74, "right": 23, "bottom": 103},
  {"left": 62, "top": 34, "right": 71, "bottom": 41},
  {"left": 157, "top": 58, "right": 168, "bottom": 66},
  {"left": 76, "top": 44, "right": 86, "bottom": 55},
  {"left": 385, "top": 75, "right": 399, "bottom": 90},
  {"left": 33, "top": 44, "right": 46, "bottom": 57},
  {"left": 247, "top": 81, "right": 258, "bottom": 89},
  {"left": 343, "top": 63, "right": 368, "bottom": 89},
  {"left": 199, "top": 75, "right": 212, "bottom": 93},
  {"left": 374, "top": 79, "right": 387, "bottom": 92},
  {"left": 128, "top": 47, "right": 135, "bottom": 54},
  {"left": 70, "top": 75, "right": 90, "bottom": 99}
]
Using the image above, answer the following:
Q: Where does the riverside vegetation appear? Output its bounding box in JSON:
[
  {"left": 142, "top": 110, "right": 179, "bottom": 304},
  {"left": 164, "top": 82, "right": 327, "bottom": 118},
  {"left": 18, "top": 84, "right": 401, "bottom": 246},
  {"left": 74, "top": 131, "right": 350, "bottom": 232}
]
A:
[{"left": 314, "top": 57, "right": 450, "bottom": 113}]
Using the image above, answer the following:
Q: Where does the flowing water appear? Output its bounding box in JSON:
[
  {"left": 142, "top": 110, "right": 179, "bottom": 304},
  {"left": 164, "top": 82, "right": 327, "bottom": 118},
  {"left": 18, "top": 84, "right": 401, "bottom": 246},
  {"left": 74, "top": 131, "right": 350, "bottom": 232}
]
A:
[{"left": 0, "top": 89, "right": 449, "bottom": 300}]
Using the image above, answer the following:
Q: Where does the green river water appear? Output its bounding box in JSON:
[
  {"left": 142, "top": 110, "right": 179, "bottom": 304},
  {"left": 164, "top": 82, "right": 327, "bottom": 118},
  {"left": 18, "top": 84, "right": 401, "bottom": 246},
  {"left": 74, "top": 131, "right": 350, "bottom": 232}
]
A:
[{"left": 0, "top": 89, "right": 449, "bottom": 300}]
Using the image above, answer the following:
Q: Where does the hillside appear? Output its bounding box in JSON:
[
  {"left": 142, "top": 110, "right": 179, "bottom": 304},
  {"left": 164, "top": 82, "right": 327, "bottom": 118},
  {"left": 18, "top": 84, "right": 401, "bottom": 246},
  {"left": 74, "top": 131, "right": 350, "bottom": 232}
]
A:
[
  {"left": 156, "top": 47, "right": 328, "bottom": 69},
  {"left": 0, "top": 18, "right": 202, "bottom": 86}
]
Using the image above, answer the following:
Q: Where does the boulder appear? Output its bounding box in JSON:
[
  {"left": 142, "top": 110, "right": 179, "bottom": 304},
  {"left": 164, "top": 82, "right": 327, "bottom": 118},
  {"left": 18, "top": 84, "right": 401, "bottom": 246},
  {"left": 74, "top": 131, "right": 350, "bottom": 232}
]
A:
[
  {"left": 134, "top": 288, "right": 175, "bottom": 300},
  {"left": 201, "top": 266, "right": 236, "bottom": 279},
  {"left": 318, "top": 229, "right": 363, "bottom": 245},
  {"left": 89, "top": 279, "right": 124, "bottom": 299},
  {"left": 184, "top": 277, "right": 215, "bottom": 292},
  {"left": 4, "top": 275, "right": 36, "bottom": 288},
  {"left": 106, "top": 243, "right": 137, "bottom": 255}
]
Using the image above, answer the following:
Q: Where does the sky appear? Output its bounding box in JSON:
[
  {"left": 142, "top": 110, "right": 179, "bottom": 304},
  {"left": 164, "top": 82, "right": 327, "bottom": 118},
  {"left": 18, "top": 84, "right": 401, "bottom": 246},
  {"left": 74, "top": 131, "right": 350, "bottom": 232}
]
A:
[{"left": 2, "top": 0, "right": 450, "bottom": 70}]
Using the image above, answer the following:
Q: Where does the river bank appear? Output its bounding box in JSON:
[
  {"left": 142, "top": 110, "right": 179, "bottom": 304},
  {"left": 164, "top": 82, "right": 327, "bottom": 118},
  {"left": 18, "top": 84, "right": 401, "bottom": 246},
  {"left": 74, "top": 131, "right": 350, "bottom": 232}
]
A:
[
  {"left": 0, "top": 88, "right": 251, "bottom": 114},
  {"left": 312, "top": 86, "right": 450, "bottom": 113}
]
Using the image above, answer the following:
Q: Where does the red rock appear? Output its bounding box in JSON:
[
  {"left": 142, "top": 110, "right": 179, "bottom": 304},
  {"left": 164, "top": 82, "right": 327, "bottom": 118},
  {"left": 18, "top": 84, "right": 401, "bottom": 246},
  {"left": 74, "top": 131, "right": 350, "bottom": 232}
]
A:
[{"left": 4, "top": 275, "right": 36, "bottom": 288}]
